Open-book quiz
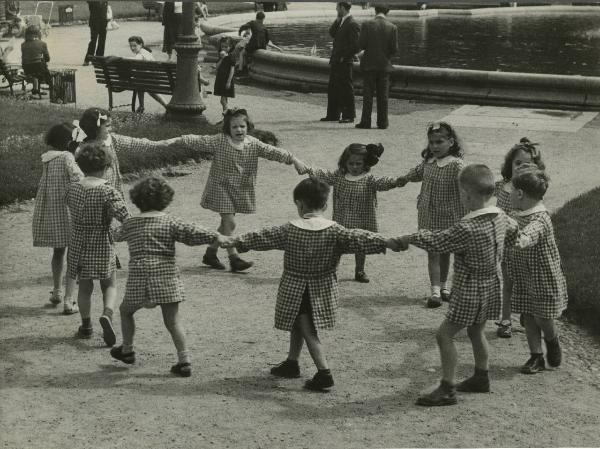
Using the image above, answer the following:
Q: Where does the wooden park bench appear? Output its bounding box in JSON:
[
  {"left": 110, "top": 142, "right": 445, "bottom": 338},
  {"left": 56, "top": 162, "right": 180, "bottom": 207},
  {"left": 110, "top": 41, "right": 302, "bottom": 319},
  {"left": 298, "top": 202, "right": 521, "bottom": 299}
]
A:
[
  {"left": 0, "top": 58, "right": 27, "bottom": 94},
  {"left": 89, "top": 55, "right": 177, "bottom": 111}
]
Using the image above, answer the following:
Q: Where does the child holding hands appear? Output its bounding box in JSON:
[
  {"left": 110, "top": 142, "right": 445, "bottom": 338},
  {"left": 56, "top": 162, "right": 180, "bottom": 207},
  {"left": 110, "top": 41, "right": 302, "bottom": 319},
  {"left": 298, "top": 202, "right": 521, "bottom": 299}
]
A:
[
  {"left": 110, "top": 177, "right": 225, "bottom": 377},
  {"left": 66, "top": 143, "right": 130, "bottom": 345},
  {"left": 294, "top": 142, "right": 403, "bottom": 282},
  {"left": 397, "top": 122, "right": 467, "bottom": 308},
  {"left": 33, "top": 122, "right": 83, "bottom": 314},
  {"left": 222, "top": 178, "right": 400, "bottom": 391},
  {"left": 172, "top": 108, "right": 300, "bottom": 272},
  {"left": 509, "top": 169, "right": 567, "bottom": 374},
  {"left": 397, "top": 164, "right": 518, "bottom": 406}
]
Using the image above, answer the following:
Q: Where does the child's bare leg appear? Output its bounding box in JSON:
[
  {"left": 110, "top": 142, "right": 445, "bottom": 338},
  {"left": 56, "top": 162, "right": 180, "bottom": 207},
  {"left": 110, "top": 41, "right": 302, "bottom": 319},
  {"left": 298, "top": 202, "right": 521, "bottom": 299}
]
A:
[
  {"left": 77, "top": 279, "right": 93, "bottom": 322},
  {"left": 64, "top": 275, "right": 77, "bottom": 301},
  {"left": 500, "top": 264, "right": 513, "bottom": 322},
  {"left": 466, "top": 321, "right": 489, "bottom": 371},
  {"left": 119, "top": 303, "right": 136, "bottom": 349},
  {"left": 297, "top": 314, "right": 328, "bottom": 370},
  {"left": 436, "top": 319, "right": 464, "bottom": 385},
  {"left": 439, "top": 253, "right": 450, "bottom": 286},
  {"left": 535, "top": 317, "right": 557, "bottom": 341},
  {"left": 211, "top": 213, "right": 238, "bottom": 256},
  {"left": 99, "top": 271, "right": 117, "bottom": 317},
  {"left": 522, "top": 313, "right": 542, "bottom": 353},
  {"left": 51, "top": 248, "right": 66, "bottom": 294},
  {"left": 427, "top": 252, "right": 441, "bottom": 295},
  {"left": 161, "top": 303, "right": 190, "bottom": 364},
  {"left": 288, "top": 317, "right": 304, "bottom": 361},
  {"left": 220, "top": 96, "right": 228, "bottom": 112}
]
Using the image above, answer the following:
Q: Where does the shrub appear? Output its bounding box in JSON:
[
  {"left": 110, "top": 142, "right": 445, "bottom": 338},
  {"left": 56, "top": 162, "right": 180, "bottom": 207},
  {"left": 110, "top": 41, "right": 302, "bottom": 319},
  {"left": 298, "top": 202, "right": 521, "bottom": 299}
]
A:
[
  {"left": 0, "top": 99, "right": 279, "bottom": 206},
  {"left": 553, "top": 187, "right": 600, "bottom": 327}
]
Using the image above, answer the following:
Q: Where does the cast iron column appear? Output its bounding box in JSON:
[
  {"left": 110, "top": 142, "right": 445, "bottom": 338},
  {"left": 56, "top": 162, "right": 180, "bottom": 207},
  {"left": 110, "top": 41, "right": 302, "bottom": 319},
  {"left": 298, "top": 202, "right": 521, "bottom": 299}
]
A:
[{"left": 166, "top": 1, "right": 206, "bottom": 121}]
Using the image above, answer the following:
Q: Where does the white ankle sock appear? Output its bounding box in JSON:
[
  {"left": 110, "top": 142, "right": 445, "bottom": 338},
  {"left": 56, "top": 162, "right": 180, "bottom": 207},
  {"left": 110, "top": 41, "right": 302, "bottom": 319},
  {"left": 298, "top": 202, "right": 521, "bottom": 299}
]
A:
[{"left": 431, "top": 285, "right": 441, "bottom": 296}]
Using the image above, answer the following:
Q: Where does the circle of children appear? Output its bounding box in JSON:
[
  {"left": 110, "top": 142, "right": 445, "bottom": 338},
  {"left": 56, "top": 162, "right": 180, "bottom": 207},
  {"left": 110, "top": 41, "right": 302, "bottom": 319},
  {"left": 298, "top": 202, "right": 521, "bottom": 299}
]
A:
[{"left": 33, "top": 106, "right": 567, "bottom": 407}]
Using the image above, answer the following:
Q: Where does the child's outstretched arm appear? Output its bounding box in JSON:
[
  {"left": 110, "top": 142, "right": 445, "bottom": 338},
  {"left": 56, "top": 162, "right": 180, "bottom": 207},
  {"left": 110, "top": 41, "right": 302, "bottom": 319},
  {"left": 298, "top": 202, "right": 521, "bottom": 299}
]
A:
[
  {"left": 335, "top": 226, "right": 388, "bottom": 256},
  {"left": 254, "top": 140, "right": 295, "bottom": 166},
  {"left": 370, "top": 175, "right": 408, "bottom": 191},
  {"left": 171, "top": 218, "right": 221, "bottom": 246},
  {"left": 105, "top": 188, "right": 131, "bottom": 223},
  {"left": 295, "top": 163, "right": 337, "bottom": 185},
  {"left": 404, "top": 222, "right": 470, "bottom": 255},
  {"left": 292, "top": 157, "right": 308, "bottom": 175},
  {"left": 222, "top": 225, "right": 289, "bottom": 253},
  {"left": 111, "top": 133, "right": 218, "bottom": 157},
  {"left": 400, "top": 161, "right": 425, "bottom": 185}
]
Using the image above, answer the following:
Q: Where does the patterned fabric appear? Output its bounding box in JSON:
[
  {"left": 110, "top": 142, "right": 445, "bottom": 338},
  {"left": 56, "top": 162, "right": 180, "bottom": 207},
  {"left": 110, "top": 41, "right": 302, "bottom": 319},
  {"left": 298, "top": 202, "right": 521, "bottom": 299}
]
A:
[
  {"left": 509, "top": 210, "right": 568, "bottom": 319},
  {"left": 66, "top": 181, "right": 130, "bottom": 279},
  {"left": 300, "top": 167, "right": 399, "bottom": 232},
  {"left": 33, "top": 152, "right": 83, "bottom": 247},
  {"left": 405, "top": 157, "right": 467, "bottom": 230},
  {"left": 495, "top": 180, "right": 513, "bottom": 213},
  {"left": 178, "top": 134, "right": 294, "bottom": 214},
  {"left": 113, "top": 215, "right": 218, "bottom": 310},
  {"left": 408, "top": 210, "right": 519, "bottom": 327},
  {"left": 232, "top": 221, "right": 387, "bottom": 331}
]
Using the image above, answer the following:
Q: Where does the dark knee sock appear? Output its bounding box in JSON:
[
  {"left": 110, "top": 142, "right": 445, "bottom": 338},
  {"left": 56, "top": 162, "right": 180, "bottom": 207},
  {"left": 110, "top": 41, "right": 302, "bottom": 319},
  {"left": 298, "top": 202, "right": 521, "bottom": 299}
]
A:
[
  {"left": 474, "top": 368, "right": 488, "bottom": 378},
  {"left": 82, "top": 317, "right": 91, "bottom": 328}
]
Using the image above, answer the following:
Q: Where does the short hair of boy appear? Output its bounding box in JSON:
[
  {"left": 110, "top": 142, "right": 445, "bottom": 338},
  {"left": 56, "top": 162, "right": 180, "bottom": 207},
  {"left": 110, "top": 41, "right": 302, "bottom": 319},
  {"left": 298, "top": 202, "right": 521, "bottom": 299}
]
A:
[
  {"left": 293, "top": 178, "right": 330, "bottom": 211},
  {"left": 256, "top": 11, "right": 265, "bottom": 20},
  {"left": 76, "top": 142, "right": 111, "bottom": 174},
  {"left": 458, "top": 164, "right": 495, "bottom": 198},
  {"left": 338, "top": 2, "right": 352, "bottom": 11},
  {"left": 130, "top": 176, "right": 175, "bottom": 212},
  {"left": 374, "top": 4, "right": 390, "bottom": 14},
  {"left": 512, "top": 169, "right": 549, "bottom": 200}
]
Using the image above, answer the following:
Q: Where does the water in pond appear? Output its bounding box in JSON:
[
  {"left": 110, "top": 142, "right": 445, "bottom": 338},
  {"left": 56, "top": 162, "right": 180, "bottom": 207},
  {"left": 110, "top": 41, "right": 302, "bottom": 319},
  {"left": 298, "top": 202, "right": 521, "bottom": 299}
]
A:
[{"left": 269, "top": 14, "right": 600, "bottom": 76}]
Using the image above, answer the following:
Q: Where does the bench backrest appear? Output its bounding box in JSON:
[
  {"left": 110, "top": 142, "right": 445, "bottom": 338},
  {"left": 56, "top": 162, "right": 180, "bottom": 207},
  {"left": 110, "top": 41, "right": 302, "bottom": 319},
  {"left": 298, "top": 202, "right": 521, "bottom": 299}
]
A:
[{"left": 90, "top": 56, "right": 178, "bottom": 94}]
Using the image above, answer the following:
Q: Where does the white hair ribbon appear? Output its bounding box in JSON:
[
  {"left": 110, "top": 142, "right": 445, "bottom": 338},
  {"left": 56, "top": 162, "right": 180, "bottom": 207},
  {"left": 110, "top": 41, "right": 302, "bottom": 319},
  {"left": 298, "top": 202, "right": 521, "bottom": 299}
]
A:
[
  {"left": 71, "top": 120, "right": 87, "bottom": 142},
  {"left": 97, "top": 113, "right": 108, "bottom": 128}
]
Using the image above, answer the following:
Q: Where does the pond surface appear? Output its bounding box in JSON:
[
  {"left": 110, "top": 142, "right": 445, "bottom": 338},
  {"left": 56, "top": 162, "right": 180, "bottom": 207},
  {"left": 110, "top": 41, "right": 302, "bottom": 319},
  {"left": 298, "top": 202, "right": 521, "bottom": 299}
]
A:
[{"left": 269, "top": 14, "right": 600, "bottom": 76}]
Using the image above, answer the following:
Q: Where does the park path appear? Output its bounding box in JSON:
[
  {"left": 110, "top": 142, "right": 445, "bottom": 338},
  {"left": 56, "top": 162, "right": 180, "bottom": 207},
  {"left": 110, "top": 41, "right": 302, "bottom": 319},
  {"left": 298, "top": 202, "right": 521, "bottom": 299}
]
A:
[{"left": 1, "top": 15, "right": 600, "bottom": 449}]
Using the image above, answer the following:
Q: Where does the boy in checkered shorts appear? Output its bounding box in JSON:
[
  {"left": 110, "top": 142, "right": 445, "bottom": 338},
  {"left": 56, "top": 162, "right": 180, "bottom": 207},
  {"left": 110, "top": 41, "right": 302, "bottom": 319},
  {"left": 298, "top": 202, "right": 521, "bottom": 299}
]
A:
[
  {"left": 110, "top": 177, "right": 225, "bottom": 377},
  {"left": 66, "top": 142, "right": 131, "bottom": 346},
  {"left": 509, "top": 169, "right": 567, "bottom": 375},
  {"left": 397, "top": 164, "right": 519, "bottom": 406},
  {"left": 222, "top": 178, "right": 401, "bottom": 391}
]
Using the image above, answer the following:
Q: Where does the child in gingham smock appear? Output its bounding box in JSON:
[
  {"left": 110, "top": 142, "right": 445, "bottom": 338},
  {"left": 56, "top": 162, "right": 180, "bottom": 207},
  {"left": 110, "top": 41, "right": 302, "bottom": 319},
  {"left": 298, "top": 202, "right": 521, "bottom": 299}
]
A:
[
  {"left": 294, "top": 142, "right": 402, "bottom": 283},
  {"left": 397, "top": 165, "right": 519, "bottom": 407},
  {"left": 509, "top": 170, "right": 567, "bottom": 375},
  {"left": 398, "top": 121, "right": 467, "bottom": 308},
  {"left": 222, "top": 178, "right": 400, "bottom": 391},
  {"left": 110, "top": 177, "right": 223, "bottom": 377},
  {"left": 33, "top": 122, "right": 83, "bottom": 314},
  {"left": 494, "top": 137, "right": 545, "bottom": 339},
  {"left": 77, "top": 108, "right": 182, "bottom": 198},
  {"left": 173, "top": 108, "right": 300, "bottom": 272},
  {"left": 66, "top": 143, "right": 130, "bottom": 346}
]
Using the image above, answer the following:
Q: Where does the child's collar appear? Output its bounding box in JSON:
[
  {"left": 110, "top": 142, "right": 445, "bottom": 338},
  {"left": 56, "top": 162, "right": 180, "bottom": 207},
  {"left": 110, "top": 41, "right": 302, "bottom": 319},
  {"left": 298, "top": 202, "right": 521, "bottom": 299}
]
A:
[
  {"left": 426, "top": 155, "right": 459, "bottom": 167},
  {"left": 137, "top": 211, "right": 167, "bottom": 217},
  {"left": 344, "top": 172, "right": 368, "bottom": 181},
  {"left": 462, "top": 206, "right": 502, "bottom": 220},
  {"left": 290, "top": 213, "right": 335, "bottom": 231},
  {"left": 80, "top": 177, "right": 107, "bottom": 187},
  {"left": 514, "top": 203, "right": 547, "bottom": 217},
  {"left": 104, "top": 135, "right": 113, "bottom": 147}
]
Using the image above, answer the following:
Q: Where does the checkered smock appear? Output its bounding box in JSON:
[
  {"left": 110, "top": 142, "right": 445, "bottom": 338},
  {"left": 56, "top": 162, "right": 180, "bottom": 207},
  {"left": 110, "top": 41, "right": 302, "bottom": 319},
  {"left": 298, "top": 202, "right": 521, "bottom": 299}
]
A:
[
  {"left": 33, "top": 152, "right": 83, "bottom": 248},
  {"left": 232, "top": 222, "right": 387, "bottom": 331},
  {"left": 66, "top": 182, "right": 130, "bottom": 280},
  {"left": 408, "top": 210, "right": 519, "bottom": 327},
  {"left": 113, "top": 215, "right": 218, "bottom": 310},
  {"left": 405, "top": 158, "right": 467, "bottom": 231},
  {"left": 509, "top": 210, "right": 568, "bottom": 319},
  {"left": 299, "top": 167, "right": 400, "bottom": 232},
  {"left": 495, "top": 180, "right": 513, "bottom": 213},
  {"left": 177, "top": 134, "right": 294, "bottom": 214}
]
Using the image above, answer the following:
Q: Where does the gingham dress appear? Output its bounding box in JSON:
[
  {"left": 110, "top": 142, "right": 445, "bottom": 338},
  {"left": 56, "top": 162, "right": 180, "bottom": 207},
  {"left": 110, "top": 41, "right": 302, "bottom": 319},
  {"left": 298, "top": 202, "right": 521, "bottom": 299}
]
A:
[
  {"left": 405, "top": 156, "right": 467, "bottom": 230},
  {"left": 178, "top": 134, "right": 294, "bottom": 214},
  {"left": 232, "top": 217, "right": 388, "bottom": 331},
  {"left": 408, "top": 207, "right": 519, "bottom": 327},
  {"left": 32, "top": 151, "right": 83, "bottom": 248},
  {"left": 114, "top": 214, "right": 218, "bottom": 310},
  {"left": 299, "top": 167, "right": 400, "bottom": 232},
  {"left": 66, "top": 180, "right": 130, "bottom": 280},
  {"left": 509, "top": 206, "right": 568, "bottom": 319},
  {"left": 495, "top": 180, "right": 513, "bottom": 213}
]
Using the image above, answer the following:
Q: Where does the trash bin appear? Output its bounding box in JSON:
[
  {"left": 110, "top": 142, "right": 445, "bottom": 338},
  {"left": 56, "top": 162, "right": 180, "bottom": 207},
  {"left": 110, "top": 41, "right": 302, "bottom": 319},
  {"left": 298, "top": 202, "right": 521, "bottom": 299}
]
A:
[
  {"left": 49, "top": 69, "right": 76, "bottom": 104},
  {"left": 58, "top": 5, "right": 74, "bottom": 24}
]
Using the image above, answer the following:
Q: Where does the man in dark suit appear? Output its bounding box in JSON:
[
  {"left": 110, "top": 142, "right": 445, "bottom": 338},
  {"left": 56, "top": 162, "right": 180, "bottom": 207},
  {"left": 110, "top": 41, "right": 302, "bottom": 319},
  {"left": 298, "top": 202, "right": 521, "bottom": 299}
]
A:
[
  {"left": 355, "top": 4, "right": 398, "bottom": 129},
  {"left": 321, "top": 1, "right": 360, "bottom": 124},
  {"left": 83, "top": 1, "right": 109, "bottom": 66}
]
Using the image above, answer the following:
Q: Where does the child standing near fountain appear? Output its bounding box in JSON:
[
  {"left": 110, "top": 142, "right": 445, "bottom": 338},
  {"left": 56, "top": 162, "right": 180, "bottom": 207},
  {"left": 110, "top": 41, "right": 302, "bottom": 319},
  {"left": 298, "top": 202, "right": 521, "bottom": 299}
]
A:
[
  {"left": 494, "top": 138, "right": 545, "bottom": 338},
  {"left": 509, "top": 169, "right": 567, "bottom": 374},
  {"left": 214, "top": 37, "right": 236, "bottom": 113},
  {"left": 293, "top": 143, "right": 404, "bottom": 283},
  {"left": 397, "top": 122, "right": 467, "bottom": 308}
]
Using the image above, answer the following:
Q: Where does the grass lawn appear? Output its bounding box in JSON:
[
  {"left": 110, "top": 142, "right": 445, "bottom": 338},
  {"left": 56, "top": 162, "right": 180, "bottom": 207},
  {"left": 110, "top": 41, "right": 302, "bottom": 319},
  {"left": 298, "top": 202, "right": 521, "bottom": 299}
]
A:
[{"left": 0, "top": 97, "right": 277, "bottom": 206}]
